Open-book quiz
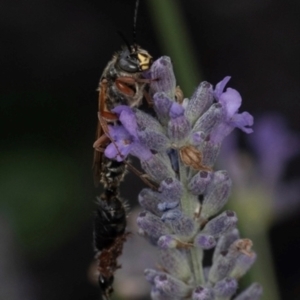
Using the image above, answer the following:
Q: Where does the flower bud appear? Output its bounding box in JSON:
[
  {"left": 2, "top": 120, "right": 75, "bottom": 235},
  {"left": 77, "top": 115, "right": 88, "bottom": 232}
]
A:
[
  {"left": 134, "top": 109, "right": 170, "bottom": 152},
  {"left": 192, "top": 286, "right": 214, "bottom": 300},
  {"left": 192, "top": 103, "right": 223, "bottom": 135},
  {"left": 188, "top": 170, "right": 213, "bottom": 195},
  {"left": 137, "top": 211, "right": 170, "bottom": 241},
  {"left": 158, "top": 201, "right": 179, "bottom": 212},
  {"left": 153, "top": 92, "right": 173, "bottom": 125},
  {"left": 138, "top": 129, "right": 170, "bottom": 153},
  {"left": 185, "top": 81, "right": 214, "bottom": 125},
  {"left": 228, "top": 239, "right": 256, "bottom": 279},
  {"left": 213, "top": 277, "right": 238, "bottom": 298},
  {"left": 159, "top": 249, "right": 192, "bottom": 281},
  {"left": 145, "top": 269, "right": 165, "bottom": 283},
  {"left": 141, "top": 153, "right": 175, "bottom": 182},
  {"left": 159, "top": 177, "right": 183, "bottom": 203},
  {"left": 150, "top": 56, "right": 176, "bottom": 99},
  {"left": 157, "top": 235, "right": 179, "bottom": 249},
  {"left": 162, "top": 209, "right": 196, "bottom": 236},
  {"left": 134, "top": 108, "right": 165, "bottom": 132},
  {"left": 201, "top": 141, "right": 221, "bottom": 167},
  {"left": 138, "top": 188, "right": 164, "bottom": 216},
  {"left": 201, "top": 171, "right": 232, "bottom": 219},
  {"left": 213, "top": 228, "right": 240, "bottom": 263},
  {"left": 154, "top": 273, "right": 193, "bottom": 298},
  {"left": 202, "top": 210, "right": 238, "bottom": 238},
  {"left": 208, "top": 252, "right": 235, "bottom": 284},
  {"left": 169, "top": 102, "right": 184, "bottom": 118},
  {"left": 168, "top": 115, "right": 191, "bottom": 144},
  {"left": 194, "top": 233, "right": 216, "bottom": 250}
]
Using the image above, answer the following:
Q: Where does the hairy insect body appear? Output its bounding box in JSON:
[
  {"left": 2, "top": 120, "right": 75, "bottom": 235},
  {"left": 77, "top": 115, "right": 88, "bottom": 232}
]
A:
[
  {"left": 100, "top": 157, "right": 127, "bottom": 190},
  {"left": 94, "top": 186, "right": 128, "bottom": 299},
  {"left": 94, "top": 188, "right": 127, "bottom": 252},
  {"left": 94, "top": 154, "right": 128, "bottom": 299},
  {"left": 93, "top": 44, "right": 153, "bottom": 300},
  {"left": 93, "top": 45, "right": 153, "bottom": 183},
  {"left": 100, "top": 47, "right": 152, "bottom": 112}
]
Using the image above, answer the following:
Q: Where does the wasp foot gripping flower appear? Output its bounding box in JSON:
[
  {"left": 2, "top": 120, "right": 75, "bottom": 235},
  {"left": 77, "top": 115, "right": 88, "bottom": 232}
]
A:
[{"left": 104, "top": 56, "right": 262, "bottom": 299}]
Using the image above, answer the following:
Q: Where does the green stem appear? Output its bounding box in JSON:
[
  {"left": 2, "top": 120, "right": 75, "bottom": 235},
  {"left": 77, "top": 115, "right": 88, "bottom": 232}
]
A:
[
  {"left": 190, "top": 247, "right": 205, "bottom": 285},
  {"left": 245, "top": 229, "right": 281, "bottom": 300},
  {"left": 146, "top": 0, "right": 202, "bottom": 96},
  {"left": 179, "top": 163, "right": 205, "bottom": 285}
]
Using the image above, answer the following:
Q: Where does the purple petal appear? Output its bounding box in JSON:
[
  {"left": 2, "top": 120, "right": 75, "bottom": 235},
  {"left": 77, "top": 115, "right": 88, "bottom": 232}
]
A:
[
  {"left": 104, "top": 140, "right": 132, "bottom": 162},
  {"left": 108, "top": 125, "right": 131, "bottom": 141},
  {"left": 230, "top": 112, "right": 254, "bottom": 133},
  {"left": 112, "top": 105, "right": 132, "bottom": 115},
  {"left": 150, "top": 56, "right": 176, "bottom": 97},
  {"left": 219, "top": 88, "right": 242, "bottom": 118},
  {"left": 210, "top": 77, "right": 253, "bottom": 143},
  {"left": 129, "top": 142, "right": 153, "bottom": 161},
  {"left": 112, "top": 105, "right": 138, "bottom": 138},
  {"left": 169, "top": 102, "right": 184, "bottom": 119},
  {"left": 214, "top": 76, "right": 231, "bottom": 100}
]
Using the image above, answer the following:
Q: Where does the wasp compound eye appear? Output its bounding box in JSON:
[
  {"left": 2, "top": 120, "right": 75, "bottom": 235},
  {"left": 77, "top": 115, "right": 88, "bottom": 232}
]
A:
[{"left": 118, "top": 54, "right": 140, "bottom": 73}]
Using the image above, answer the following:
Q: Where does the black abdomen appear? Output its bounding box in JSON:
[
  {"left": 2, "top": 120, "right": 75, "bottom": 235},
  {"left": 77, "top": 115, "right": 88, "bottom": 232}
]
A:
[{"left": 94, "top": 188, "right": 127, "bottom": 251}]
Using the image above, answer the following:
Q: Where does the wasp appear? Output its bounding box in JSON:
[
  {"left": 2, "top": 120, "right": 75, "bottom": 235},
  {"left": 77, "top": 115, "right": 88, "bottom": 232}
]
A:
[
  {"left": 92, "top": 1, "right": 153, "bottom": 299},
  {"left": 92, "top": 41, "right": 153, "bottom": 183},
  {"left": 92, "top": 0, "right": 153, "bottom": 183}
]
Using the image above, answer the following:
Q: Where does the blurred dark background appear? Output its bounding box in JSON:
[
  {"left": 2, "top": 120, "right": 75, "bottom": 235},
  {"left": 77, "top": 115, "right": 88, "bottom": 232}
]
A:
[{"left": 1, "top": 0, "right": 300, "bottom": 299}]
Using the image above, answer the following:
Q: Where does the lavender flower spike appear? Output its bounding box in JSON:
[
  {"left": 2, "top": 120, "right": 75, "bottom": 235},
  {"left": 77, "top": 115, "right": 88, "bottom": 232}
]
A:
[{"left": 104, "top": 57, "right": 261, "bottom": 299}]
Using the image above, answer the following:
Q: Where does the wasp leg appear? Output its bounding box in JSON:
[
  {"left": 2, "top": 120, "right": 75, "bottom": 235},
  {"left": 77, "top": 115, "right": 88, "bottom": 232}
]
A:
[
  {"left": 93, "top": 134, "right": 110, "bottom": 151},
  {"left": 115, "top": 76, "right": 158, "bottom": 100},
  {"left": 115, "top": 77, "right": 135, "bottom": 97},
  {"left": 125, "top": 162, "right": 159, "bottom": 191},
  {"left": 97, "top": 113, "right": 126, "bottom": 159},
  {"left": 116, "top": 76, "right": 158, "bottom": 85},
  {"left": 115, "top": 77, "right": 155, "bottom": 106}
]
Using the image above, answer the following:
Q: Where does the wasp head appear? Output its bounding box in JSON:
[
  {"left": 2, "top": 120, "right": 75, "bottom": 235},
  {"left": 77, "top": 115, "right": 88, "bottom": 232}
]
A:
[{"left": 118, "top": 45, "right": 152, "bottom": 73}]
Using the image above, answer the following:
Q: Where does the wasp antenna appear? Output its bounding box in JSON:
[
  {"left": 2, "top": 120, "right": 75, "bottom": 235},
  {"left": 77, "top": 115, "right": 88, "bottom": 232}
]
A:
[
  {"left": 117, "top": 30, "right": 131, "bottom": 52},
  {"left": 133, "top": 0, "right": 140, "bottom": 50}
]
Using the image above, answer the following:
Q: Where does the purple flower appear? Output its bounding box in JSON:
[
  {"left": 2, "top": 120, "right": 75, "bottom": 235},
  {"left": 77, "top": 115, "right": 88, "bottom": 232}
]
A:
[
  {"left": 104, "top": 125, "right": 134, "bottom": 161},
  {"left": 104, "top": 105, "right": 153, "bottom": 162},
  {"left": 210, "top": 76, "right": 254, "bottom": 144},
  {"left": 99, "top": 57, "right": 261, "bottom": 299}
]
